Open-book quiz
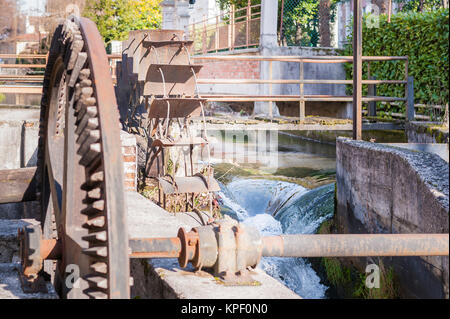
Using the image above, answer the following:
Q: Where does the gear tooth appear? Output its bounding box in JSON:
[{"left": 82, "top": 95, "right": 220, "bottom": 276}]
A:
[
  {"left": 90, "top": 262, "right": 108, "bottom": 274},
  {"left": 79, "top": 143, "right": 101, "bottom": 166},
  {"left": 75, "top": 117, "right": 98, "bottom": 135},
  {"left": 79, "top": 68, "right": 91, "bottom": 81},
  {"left": 81, "top": 171, "right": 104, "bottom": 191},
  {"left": 83, "top": 246, "right": 108, "bottom": 257},
  {"left": 82, "top": 215, "right": 105, "bottom": 229},
  {"left": 87, "top": 187, "right": 102, "bottom": 200},
  {"left": 85, "top": 290, "right": 108, "bottom": 299},
  {"left": 85, "top": 275, "right": 108, "bottom": 289},
  {"left": 77, "top": 130, "right": 100, "bottom": 155},
  {"left": 81, "top": 200, "right": 105, "bottom": 216},
  {"left": 82, "top": 231, "right": 107, "bottom": 243}
]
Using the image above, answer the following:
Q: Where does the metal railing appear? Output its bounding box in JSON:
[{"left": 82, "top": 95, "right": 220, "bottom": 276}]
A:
[
  {"left": 0, "top": 53, "right": 120, "bottom": 95},
  {"left": 193, "top": 55, "right": 413, "bottom": 121},
  {"left": 187, "top": 2, "right": 261, "bottom": 55}
]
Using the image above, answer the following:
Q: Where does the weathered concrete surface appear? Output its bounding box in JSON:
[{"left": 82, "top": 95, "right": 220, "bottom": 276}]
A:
[
  {"left": 127, "top": 191, "right": 301, "bottom": 299},
  {"left": 0, "top": 219, "right": 57, "bottom": 298},
  {"left": 405, "top": 121, "right": 449, "bottom": 144},
  {"left": 336, "top": 138, "right": 449, "bottom": 298},
  {"left": 0, "top": 219, "right": 33, "bottom": 263},
  {"left": 381, "top": 143, "right": 449, "bottom": 163},
  {"left": 0, "top": 108, "right": 40, "bottom": 219},
  {"left": 0, "top": 263, "right": 58, "bottom": 299}
]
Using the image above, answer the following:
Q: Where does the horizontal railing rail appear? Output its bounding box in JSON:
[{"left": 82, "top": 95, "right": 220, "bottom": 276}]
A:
[
  {"left": 0, "top": 54, "right": 119, "bottom": 93},
  {"left": 188, "top": 2, "right": 261, "bottom": 55},
  {"left": 193, "top": 55, "right": 412, "bottom": 120}
]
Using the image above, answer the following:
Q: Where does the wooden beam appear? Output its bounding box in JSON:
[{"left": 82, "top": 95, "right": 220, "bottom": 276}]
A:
[{"left": 0, "top": 167, "right": 37, "bottom": 204}]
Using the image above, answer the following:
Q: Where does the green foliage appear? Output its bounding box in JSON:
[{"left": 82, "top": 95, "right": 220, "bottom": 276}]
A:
[
  {"left": 0, "top": 93, "right": 5, "bottom": 104},
  {"left": 216, "top": 0, "right": 261, "bottom": 10},
  {"left": 323, "top": 257, "right": 351, "bottom": 286},
  {"left": 353, "top": 262, "right": 398, "bottom": 299},
  {"left": 281, "top": 0, "right": 340, "bottom": 47},
  {"left": 83, "top": 0, "right": 162, "bottom": 44},
  {"left": 394, "top": 0, "right": 444, "bottom": 12},
  {"left": 342, "top": 9, "right": 449, "bottom": 115}
]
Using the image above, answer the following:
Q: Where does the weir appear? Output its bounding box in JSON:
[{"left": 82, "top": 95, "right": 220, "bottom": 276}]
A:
[{"left": 0, "top": 4, "right": 448, "bottom": 300}]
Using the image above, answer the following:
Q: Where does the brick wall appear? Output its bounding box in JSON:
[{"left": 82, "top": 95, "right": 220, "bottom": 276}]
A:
[
  {"left": 196, "top": 59, "right": 260, "bottom": 79},
  {"left": 120, "top": 131, "right": 137, "bottom": 191}
]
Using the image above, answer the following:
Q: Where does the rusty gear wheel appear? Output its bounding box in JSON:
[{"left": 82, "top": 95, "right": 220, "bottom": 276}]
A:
[{"left": 37, "top": 16, "right": 130, "bottom": 299}]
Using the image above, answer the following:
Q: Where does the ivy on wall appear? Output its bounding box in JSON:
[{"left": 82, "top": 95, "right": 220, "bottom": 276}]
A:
[{"left": 341, "top": 9, "right": 449, "bottom": 115}]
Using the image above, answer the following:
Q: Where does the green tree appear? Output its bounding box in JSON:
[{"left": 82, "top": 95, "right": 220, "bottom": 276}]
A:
[{"left": 83, "top": 0, "right": 162, "bottom": 45}]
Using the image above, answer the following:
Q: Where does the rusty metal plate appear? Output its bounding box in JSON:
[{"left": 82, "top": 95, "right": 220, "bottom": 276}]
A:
[
  {"left": 147, "top": 98, "right": 206, "bottom": 119},
  {"left": 151, "top": 136, "right": 207, "bottom": 148},
  {"left": 158, "top": 175, "right": 220, "bottom": 195},
  {"left": 138, "top": 42, "right": 194, "bottom": 81},
  {"left": 143, "top": 64, "right": 202, "bottom": 97}
]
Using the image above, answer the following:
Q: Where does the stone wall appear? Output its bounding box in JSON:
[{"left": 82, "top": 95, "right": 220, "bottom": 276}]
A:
[{"left": 336, "top": 137, "right": 449, "bottom": 298}]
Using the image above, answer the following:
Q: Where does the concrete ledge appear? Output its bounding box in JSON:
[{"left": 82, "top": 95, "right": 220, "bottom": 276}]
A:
[
  {"left": 126, "top": 192, "right": 300, "bottom": 299},
  {"left": 0, "top": 263, "right": 58, "bottom": 299},
  {"left": 0, "top": 219, "right": 35, "bottom": 263},
  {"left": 336, "top": 137, "right": 449, "bottom": 298},
  {"left": 405, "top": 122, "right": 449, "bottom": 144}
]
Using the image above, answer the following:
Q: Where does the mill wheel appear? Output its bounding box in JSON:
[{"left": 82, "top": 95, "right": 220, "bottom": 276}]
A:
[{"left": 36, "top": 16, "right": 130, "bottom": 299}]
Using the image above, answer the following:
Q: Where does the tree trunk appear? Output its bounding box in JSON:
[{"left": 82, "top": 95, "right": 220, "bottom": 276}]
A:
[
  {"left": 319, "top": 0, "right": 331, "bottom": 47},
  {"left": 374, "top": 0, "right": 388, "bottom": 14}
]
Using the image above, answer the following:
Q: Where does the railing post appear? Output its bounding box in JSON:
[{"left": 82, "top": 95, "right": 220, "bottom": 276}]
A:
[
  {"left": 269, "top": 60, "right": 273, "bottom": 118},
  {"left": 299, "top": 60, "right": 305, "bottom": 122},
  {"left": 352, "top": 0, "right": 362, "bottom": 140},
  {"left": 368, "top": 76, "right": 377, "bottom": 117},
  {"left": 407, "top": 76, "right": 415, "bottom": 121},
  {"left": 246, "top": 1, "right": 250, "bottom": 48},
  {"left": 231, "top": 5, "right": 235, "bottom": 50},
  {"left": 215, "top": 16, "right": 219, "bottom": 52},
  {"left": 202, "top": 15, "right": 207, "bottom": 54}
]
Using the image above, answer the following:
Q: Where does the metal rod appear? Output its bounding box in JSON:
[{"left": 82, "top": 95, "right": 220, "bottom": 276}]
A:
[
  {"left": 299, "top": 60, "right": 305, "bottom": 121},
  {"left": 269, "top": 60, "right": 273, "bottom": 118},
  {"left": 192, "top": 55, "right": 408, "bottom": 62},
  {"left": 202, "top": 95, "right": 406, "bottom": 102},
  {"left": 262, "top": 234, "right": 450, "bottom": 257},
  {"left": 197, "top": 79, "right": 406, "bottom": 85},
  {"left": 127, "top": 233, "right": 449, "bottom": 260},
  {"left": 129, "top": 237, "right": 182, "bottom": 258}
]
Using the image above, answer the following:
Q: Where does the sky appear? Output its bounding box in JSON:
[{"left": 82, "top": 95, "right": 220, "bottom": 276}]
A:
[{"left": 18, "top": 0, "right": 46, "bottom": 15}]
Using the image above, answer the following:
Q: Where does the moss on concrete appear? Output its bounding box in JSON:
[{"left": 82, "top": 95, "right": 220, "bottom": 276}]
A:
[
  {"left": 282, "top": 129, "right": 407, "bottom": 144},
  {"left": 213, "top": 162, "right": 336, "bottom": 189},
  {"left": 310, "top": 217, "right": 400, "bottom": 299}
]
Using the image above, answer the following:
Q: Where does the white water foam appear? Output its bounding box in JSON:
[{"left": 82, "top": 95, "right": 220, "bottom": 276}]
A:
[{"left": 218, "top": 178, "right": 333, "bottom": 299}]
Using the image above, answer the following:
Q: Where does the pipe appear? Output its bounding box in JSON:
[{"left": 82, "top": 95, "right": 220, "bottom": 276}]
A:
[
  {"left": 261, "top": 234, "right": 449, "bottom": 257},
  {"left": 129, "top": 237, "right": 182, "bottom": 258}
]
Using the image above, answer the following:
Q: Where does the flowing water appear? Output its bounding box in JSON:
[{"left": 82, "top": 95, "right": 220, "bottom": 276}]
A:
[
  {"left": 208, "top": 131, "right": 339, "bottom": 298},
  {"left": 217, "top": 179, "right": 335, "bottom": 299}
]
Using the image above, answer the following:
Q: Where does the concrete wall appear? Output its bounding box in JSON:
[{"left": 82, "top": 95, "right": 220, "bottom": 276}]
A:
[
  {"left": 196, "top": 46, "right": 350, "bottom": 118},
  {"left": 0, "top": 109, "right": 39, "bottom": 219},
  {"left": 196, "top": 48, "right": 261, "bottom": 96},
  {"left": 405, "top": 122, "right": 450, "bottom": 144},
  {"left": 336, "top": 138, "right": 449, "bottom": 298}
]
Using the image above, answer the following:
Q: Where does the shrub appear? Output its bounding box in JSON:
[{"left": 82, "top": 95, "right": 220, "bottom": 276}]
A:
[{"left": 342, "top": 9, "right": 449, "bottom": 115}]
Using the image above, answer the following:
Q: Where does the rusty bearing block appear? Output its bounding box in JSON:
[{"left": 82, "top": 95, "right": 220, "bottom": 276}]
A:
[{"left": 178, "top": 217, "right": 263, "bottom": 283}]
